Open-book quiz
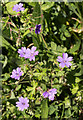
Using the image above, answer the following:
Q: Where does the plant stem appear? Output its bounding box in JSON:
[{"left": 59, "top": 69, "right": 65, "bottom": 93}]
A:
[
  {"left": 41, "top": 34, "right": 48, "bottom": 49},
  {"left": 71, "top": 31, "right": 80, "bottom": 40},
  {"left": 15, "top": 72, "right": 28, "bottom": 91},
  {"left": 60, "top": 103, "right": 65, "bottom": 120},
  {"left": 50, "top": 31, "right": 61, "bottom": 44},
  {"left": 75, "top": 3, "right": 82, "bottom": 20},
  {"left": 68, "top": 3, "right": 82, "bottom": 20}
]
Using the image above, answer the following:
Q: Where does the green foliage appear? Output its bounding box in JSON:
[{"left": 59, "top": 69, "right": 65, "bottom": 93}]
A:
[
  {"left": 69, "top": 40, "right": 81, "bottom": 53},
  {"left": 31, "top": 2, "right": 41, "bottom": 24},
  {"left": 49, "top": 105, "right": 56, "bottom": 115},
  {"left": 41, "top": 99, "right": 48, "bottom": 119},
  {"left": 26, "top": 80, "right": 38, "bottom": 99},
  {"left": 1, "top": 1, "right": 82, "bottom": 120},
  {"left": 1, "top": 36, "right": 16, "bottom": 51},
  {"left": 41, "top": 2, "right": 54, "bottom": 11}
]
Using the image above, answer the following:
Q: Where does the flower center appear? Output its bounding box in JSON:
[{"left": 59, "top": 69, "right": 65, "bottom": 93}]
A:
[
  {"left": 18, "top": 8, "right": 20, "bottom": 10},
  {"left": 23, "top": 52, "right": 26, "bottom": 55},
  {"left": 36, "top": 28, "right": 39, "bottom": 30},
  {"left": 31, "top": 52, "right": 33, "bottom": 56},
  {"left": 16, "top": 73, "right": 19, "bottom": 76},
  {"left": 22, "top": 102, "right": 25, "bottom": 105},
  {"left": 63, "top": 60, "right": 66, "bottom": 63}
]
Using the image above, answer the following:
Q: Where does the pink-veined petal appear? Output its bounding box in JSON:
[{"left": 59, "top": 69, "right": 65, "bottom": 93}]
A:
[
  {"left": 67, "top": 57, "right": 73, "bottom": 61},
  {"left": 48, "top": 93, "right": 55, "bottom": 101},
  {"left": 63, "top": 53, "right": 68, "bottom": 59},
  {"left": 34, "top": 51, "right": 39, "bottom": 55},
  {"left": 17, "top": 67, "right": 21, "bottom": 73},
  {"left": 20, "top": 7, "right": 25, "bottom": 11},
  {"left": 18, "top": 3, "right": 23, "bottom": 7},
  {"left": 59, "top": 62, "right": 65, "bottom": 68},
  {"left": 31, "top": 46, "right": 36, "bottom": 52},
  {"left": 57, "top": 56, "right": 63, "bottom": 62},
  {"left": 43, "top": 91, "right": 49, "bottom": 98},
  {"left": 65, "top": 62, "right": 72, "bottom": 67}
]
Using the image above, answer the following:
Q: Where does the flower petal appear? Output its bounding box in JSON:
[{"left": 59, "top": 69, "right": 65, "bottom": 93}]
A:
[
  {"left": 34, "top": 51, "right": 39, "bottom": 55},
  {"left": 67, "top": 57, "right": 73, "bottom": 61},
  {"left": 20, "top": 7, "right": 25, "bottom": 11},
  {"left": 43, "top": 91, "right": 49, "bottom": 98},
  {"left": 49, "top": 88, "right": 57, "bottom": 94},
  {"left": 31, "top": 46, "right": 37, "bottom": 52},
  {"left": 17, "top": 67, "right": 21, "bottom": 73},
  {"left": 57, "top": 56, "right": 63, "bottom": 62},
  {"left": 59, "top": 62, "right": 65, "bottom": 68},
  {"left": 19, "top": 3, "right": 23, "bottom": 7},
  {"left": 65, "top": 62, "right": 72, "bottom": 67},
  {"left": 63, "top": 53, "right": 68, "bottom": 59},
  {"left": 48, "top": 93, "right": 55, "bottom": 101},
  {"left": 18, "top": 96, "right": 23, "bottom": 102}
]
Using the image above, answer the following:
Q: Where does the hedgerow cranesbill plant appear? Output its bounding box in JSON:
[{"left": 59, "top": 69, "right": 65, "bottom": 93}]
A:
[
  {"left": 57, "top": 53, "right": 73, "bottom": 68},
  {"left": 10, "top": 67, "right": 23, "bottom": 80},
  {"left": 16, "top": 96, "right": 29, "bottom": 111},
  {"left": 18, "top": 46, "right": 39, "bottom": 61},
  {"left": 13, "top": 3, "right": 25, "bottom": 12},
  {"left": 2, "top": 1, "right": 82, "bottom": 120},
  {"left": 43, "top": 88, "right": 57, "bottom": 101}
]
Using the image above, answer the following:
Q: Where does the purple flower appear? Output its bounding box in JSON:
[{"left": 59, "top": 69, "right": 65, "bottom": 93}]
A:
[
  {"left": 16, "top": 96, "right": 29, "bottom": 111},
  {"left": 57, "top": 53, "right": 73, "bottom": 68},
  {"left": 43, "top": 88, "right": 57, "bottom": 101},
  {"left": 35, "top": 24, "right": 41, "bottom": 34},
  {"left": 13, "top": 3, "right": 25, "bottom": 12},
  {"left": 26, "top": 46, "right": 39, "bottom": 61},
  {"left": 18, "top": 47, "right": 30, "bottom": 59},
  {"left": 43, "top": 91, "right": 49, "bottom": 98},
  {"left": 11, "top": 67, "right": 23, "bottom": 80},
  {"left": 18, "top": 46, "right": 39, "bottom": 61}
]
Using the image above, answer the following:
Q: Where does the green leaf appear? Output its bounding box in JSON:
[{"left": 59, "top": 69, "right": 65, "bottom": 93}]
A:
[
  {"left": 35, "top": 98, "right": 41, "bottom": 105},
  {"left": 59, "top": 24, "right": 66, "bottom": 32},
  {"left": 64, "top": 99, "right": 71, "bottom": 108},
  {"left": 2, "top": 16, "right": 9, "bottom": 30},
  {"left": 56, "top": 45, "right": 67, "bottom": 53},
  {"left": 75, "top": 77, "right": 81, "bottom": 83},
  {"left": 69, "top": 40, "right": 81, "bottom": 53},
  {"left": 10, "top": 90, "right": 15, "bottom": 99},
  {"left": 23, "top": 29, "right": 30, "bottom": 37},
  {"left": 49, "top": 105, "right": 55, "bottom": 115},
  {"left": 41, "top": 2, "right": 54, "bottom": 11},
  {"left": 33, "top": 68, "right": 47, "bottom": 81},
  {"left": 71, "top": 83, "right": 79, "bottom": 95},
  {"left": 72, "top": 106, "right": 78, "bottom": 112},
  {"left": 56, "top": 71, "right": 65, "bottom": 77},
  {"left": 16, "top": 84, "right": 21, "bottom": 91},
  {"left": 51, "top": 42, "right": 57, "bottom": 51},
  {"left": 32, "top": 3, "right": 41, "bottom": 24},
  {"left": 60, "top": 33, "right": 66, "bottom": 41},
  {"left": 65, "top": 108, "right": 71, "bottom": 118},
  {"left": 35, "top": 111, "right": 40, "bottom": 118},
  {"left": 3, "top": 56, "right": 7, "bottom": 68},
  {"left": 64, "top": 30, "right": 71, "bottom": 37},
  {"left": 0, "top": 54, "right": 8, "bottom": 68},
  {"left": 21, "top": 8, "right": 28, "bottom": 15},
  {"left": 26, "top": 80, "right": 38, "bottom": 95},
  {"left": 41, "top": 99, "right": 48, "bottom": 119},
  {"left": 1, "top": 36, "right": 16, "bottom": 51},
  {"left": 8, "top": 106, "right": 15, "bottom": 113},
  {"left": 22, "top": 109, "right": 30, "bottom": 118},
  {"left": 28, "top": 2, "right": 36, "bottom": 7},
  {"left": 32, "top": 33, "right": 40, "bottom": 48},
  {"left": 1, "top": 73, "right": 10, "bottom": 81}
]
